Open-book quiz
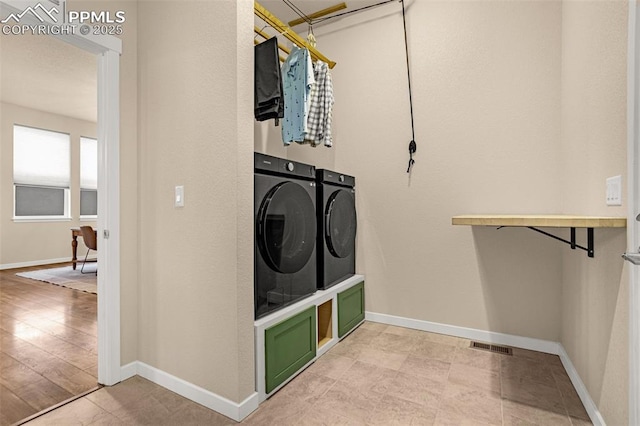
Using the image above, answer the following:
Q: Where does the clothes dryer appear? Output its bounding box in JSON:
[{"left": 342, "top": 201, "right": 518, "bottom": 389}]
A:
[
  {"left": 254, "top": 153, "right": 317, "bottom": 318},
  {"left": 316, "top": 169, "right": 356, "bottom": 290}
]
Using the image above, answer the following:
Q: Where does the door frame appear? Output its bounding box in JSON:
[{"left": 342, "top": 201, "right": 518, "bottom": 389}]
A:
[
  {"left": 0, "top": 0, "right": 123, "bottom": 385},
  {"left": 627, "top": 1, "right": 640, "bottom": 424}
]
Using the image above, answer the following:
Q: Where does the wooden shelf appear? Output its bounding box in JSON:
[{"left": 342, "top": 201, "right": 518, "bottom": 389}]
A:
[
  {"left": 452, "top": 215, "right": 626, "bottom": 228},
  {"left": 452, "top": 215, "right": 626, "bottom": 258}
]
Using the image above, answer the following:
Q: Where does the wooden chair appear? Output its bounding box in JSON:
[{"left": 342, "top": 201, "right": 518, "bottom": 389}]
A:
[{"left": 80, "top": 225, "right": 97, "bottom": 274}]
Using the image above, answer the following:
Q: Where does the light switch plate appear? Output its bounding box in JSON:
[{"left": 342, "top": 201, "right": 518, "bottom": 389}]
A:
[
  {"left": 175, "top": 185, "right": 184, "bottom": 207},
  {"left": 606, "top": 175, "right": 622, "bottom": 206}
]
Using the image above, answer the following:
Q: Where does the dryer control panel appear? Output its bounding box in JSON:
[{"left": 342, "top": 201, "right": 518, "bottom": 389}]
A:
[
  {"left": 317, "top": 169, "right": 355, "bottom": 188},
  {"left": 254, "top": 152, "right": 315, "bottom": 180}
]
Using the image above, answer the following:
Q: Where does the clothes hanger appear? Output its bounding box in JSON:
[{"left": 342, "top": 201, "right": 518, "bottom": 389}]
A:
[
  {"left": 254, "top": 25, "right": 268, "bottom": 42},
  {"left": 254, "top": 1, "right": 336, "bottom": 68},
  {"left": 306, "top": 25, "right": 317, "bottom": 48}
]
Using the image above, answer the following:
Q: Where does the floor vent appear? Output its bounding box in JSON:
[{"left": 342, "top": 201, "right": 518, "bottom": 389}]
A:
[{"left": 470, "top": 341, "right": 513, "bottom": 356}]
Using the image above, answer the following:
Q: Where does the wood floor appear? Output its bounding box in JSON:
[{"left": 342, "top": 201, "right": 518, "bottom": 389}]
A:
[{"left": 0, "top": 264, "right": 98, "bottom": 426}]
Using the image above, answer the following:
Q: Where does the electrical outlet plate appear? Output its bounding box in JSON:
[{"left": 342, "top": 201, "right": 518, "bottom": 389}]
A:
[{"left": 606, "top": 175, "right": 622, "bottom": 206}]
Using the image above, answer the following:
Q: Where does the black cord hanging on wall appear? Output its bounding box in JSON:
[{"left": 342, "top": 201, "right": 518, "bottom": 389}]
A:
[
  {"left": 284, "top": 0, "right": 417, "bottom": 171},
  {"left": 401, "top": 0, "right": 417, "bottom": 173}
]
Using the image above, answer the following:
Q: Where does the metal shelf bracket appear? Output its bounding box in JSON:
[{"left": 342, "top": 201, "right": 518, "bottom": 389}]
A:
[{"left": 498, "top": 226, "right": 595, "bottom": 258}]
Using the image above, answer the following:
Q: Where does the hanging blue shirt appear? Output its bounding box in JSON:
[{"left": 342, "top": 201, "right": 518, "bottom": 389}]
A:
[{"left": 281, "top": 46, "right": 315, "bottom": 145}]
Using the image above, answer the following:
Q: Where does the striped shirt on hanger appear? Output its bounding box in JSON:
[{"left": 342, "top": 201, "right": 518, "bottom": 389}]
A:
[{"left": 304, "top": 61, "right": 334, "bottom": 147}]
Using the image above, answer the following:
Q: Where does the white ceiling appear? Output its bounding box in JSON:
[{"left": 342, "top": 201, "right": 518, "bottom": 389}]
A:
[{"left": 0, "top": 32, "right": 97, "bottom": 123}]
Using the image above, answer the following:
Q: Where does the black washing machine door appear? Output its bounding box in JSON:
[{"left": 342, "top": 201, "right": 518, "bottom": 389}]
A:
[
  {"left": 257, "top": 181, "right": 316, "bottom": 273},
  {"left": 325, "top": 189, "right": 356, "bottom": 258}
]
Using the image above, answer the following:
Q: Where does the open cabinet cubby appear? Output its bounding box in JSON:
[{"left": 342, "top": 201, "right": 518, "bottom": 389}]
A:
[{"left": 317, "top": 300, "right": 333, "bottom": 348}]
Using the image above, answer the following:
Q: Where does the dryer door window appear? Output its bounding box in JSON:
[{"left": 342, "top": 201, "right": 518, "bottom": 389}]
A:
[
  {"left": 257, "top": 181, "right": 316, "bottom": 273},
  {"left": 325, "top": 189, "right": 356, "bottom": 258}
]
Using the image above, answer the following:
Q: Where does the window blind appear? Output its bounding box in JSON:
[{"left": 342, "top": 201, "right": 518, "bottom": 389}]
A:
[
  {"left": 13, "top": 125, "right": 70, "bottom": 187},
  {"left": 80, "top": 136, "right": 98, "bottom": 190}
]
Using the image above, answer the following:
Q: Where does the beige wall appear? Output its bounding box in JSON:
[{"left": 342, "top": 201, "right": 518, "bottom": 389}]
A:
[
  {"left": 137, "top": 0, "right": 254, "bottom": 403},
  {"left": 560, "top": 1, "right": 628, "bottom": 424},
  {"left": 257, "top": 0, "right": 565, "bottom": 341},
  {"left": 0, "top": 102, "right": 97, "bottom": 266}
]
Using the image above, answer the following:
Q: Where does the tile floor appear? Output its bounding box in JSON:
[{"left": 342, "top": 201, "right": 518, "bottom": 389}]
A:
[{"left": 23, "top": 322, "right": 592, "bottom": 425}]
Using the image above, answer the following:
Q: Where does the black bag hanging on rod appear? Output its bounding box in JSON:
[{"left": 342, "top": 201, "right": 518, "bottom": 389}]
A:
[{"left": 401, "top": 0, "right": 417, "bottom": 173}]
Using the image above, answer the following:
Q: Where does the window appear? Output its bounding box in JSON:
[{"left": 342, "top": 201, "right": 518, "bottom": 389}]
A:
[
  {"left": 13, "top": 125, "right": 70, "bottom": 220},
  {"left": 80, "top": 137, "right": 98, "bottom": 218}
]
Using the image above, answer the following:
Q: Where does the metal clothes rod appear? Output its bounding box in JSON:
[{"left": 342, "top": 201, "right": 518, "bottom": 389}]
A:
[
  {"left": 254, "top": 25, "right": 291, "bottom": 56},
  {"left": 288, "top": 2, "right": 347, "bottom": 27},
  {"left": 254, "top": 1, "right": 337, "bottom": 69}
]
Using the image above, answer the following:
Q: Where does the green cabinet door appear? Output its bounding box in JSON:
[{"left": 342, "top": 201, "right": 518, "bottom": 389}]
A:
[
  {"left": 338, "top": 281, "right": 365, "bottom": 338},
  {"left": 265, "top": 306, "right": 316, "bottom": 394}
]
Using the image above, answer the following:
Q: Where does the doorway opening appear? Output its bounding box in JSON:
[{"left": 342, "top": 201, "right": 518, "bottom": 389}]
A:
[{"left": 0, "top": 1, "right": 122, "bottom": 424}]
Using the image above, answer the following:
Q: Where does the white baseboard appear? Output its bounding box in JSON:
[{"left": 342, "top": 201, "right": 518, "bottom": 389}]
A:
[
  {"left": 120, "top": 361, "right": 137, "bottom": 381},
  {"left": 365, "top": 311, "right": 604, "bottom": 425},
  {"left": 365, "top": 311, "right": 560, "bottom": 354},
  {"left": 0, "top": 256, "right": 97, "bottom": 270},
  {"left": 119, "top": 361, "right": 258, "bottom": 422},
  {"left": 557, "top": 345, "right": 605, "bottom": 426},
  {"left": 0, "top": 257, "right": 70, "bottom": 270}
]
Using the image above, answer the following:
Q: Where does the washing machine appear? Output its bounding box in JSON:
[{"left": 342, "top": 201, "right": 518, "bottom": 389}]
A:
[
  {"left": 316, "top": 169, "right": 356, "bottom": 290},
  {"left": 254, "top": 153, "right": 317, "bottom": 319}
]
